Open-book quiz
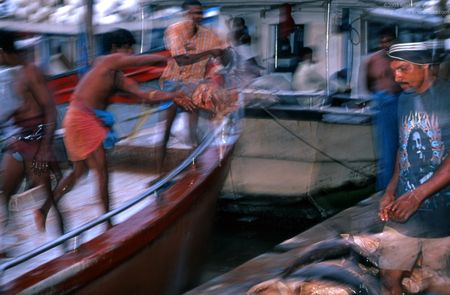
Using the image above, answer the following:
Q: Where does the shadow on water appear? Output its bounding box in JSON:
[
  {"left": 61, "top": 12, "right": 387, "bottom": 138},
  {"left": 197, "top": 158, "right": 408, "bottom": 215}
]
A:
[{"left": 194, "top": 209, "right": 321, "bottom": 286}]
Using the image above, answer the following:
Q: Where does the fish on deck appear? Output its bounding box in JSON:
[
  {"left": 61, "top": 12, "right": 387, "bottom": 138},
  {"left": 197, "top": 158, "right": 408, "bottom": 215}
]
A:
[{"left": 247, "top": 232, "right": 450, "bottom": 295}]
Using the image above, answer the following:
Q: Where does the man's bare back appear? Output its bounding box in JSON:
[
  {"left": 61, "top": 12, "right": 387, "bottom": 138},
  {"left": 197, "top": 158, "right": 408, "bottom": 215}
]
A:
[
  {"left": 73, "top": 52, "right": 172, "bottom": 110},
  {"left": 366, "top": 50, "right": 400, "bottom": 94},
  {"left": 13, "top": 63, "right": 56, "bottom": 124},
  {"left": 73, "top": 54, "right": 126, "bottom": 110}
]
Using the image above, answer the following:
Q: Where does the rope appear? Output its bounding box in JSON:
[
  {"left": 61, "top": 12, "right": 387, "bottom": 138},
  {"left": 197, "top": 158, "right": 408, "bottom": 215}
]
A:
[
  {"left": 121, "top": 101, "right": 172, "bottom": 140},
  {"left": 262, "top": 107, "right": 373, "bottom": 179}
]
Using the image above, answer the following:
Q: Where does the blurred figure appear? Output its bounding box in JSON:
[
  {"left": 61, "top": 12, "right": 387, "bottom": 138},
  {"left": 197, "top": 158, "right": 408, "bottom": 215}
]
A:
[
  {"left": 228, "top": 17, "right": 263, "bottom": 82},
  {"left": 330, "top": 68, "right": 351, "bottom": 94},
  {"left": 157, "top": 0, "right": 228, "bottom": 174},
  {"left": 0, "top": 30, "right": 61, "bottom": 255},
  {"left": 277, "top": 3, "right": 295, "bottom": 59},
  {"left": 292, "top": 47, "right": 326, "bottom": 92},
  {"left": 366, "top": 27, "right": 402, "bottom": 191},
  {"left": 230, "top": 16, "right": 249, "bottom": 44},
  {"left": 378, "top": 42, "right": 450, "bottom": 295},
  {"left": 34, "top": 28, "right": 192, "bottom": 232}
]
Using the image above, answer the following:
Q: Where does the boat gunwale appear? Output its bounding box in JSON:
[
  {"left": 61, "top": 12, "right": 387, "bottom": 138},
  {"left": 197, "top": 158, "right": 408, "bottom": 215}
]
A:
[
  {"left": 1, "top": 123, "right": 235, "bottom": 294},
  {"left": 2, "top": 146, "right": 234, "bottom": 294}
]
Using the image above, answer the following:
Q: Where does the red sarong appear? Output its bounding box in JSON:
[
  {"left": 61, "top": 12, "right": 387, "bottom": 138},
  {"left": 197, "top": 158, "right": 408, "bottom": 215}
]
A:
[{"left": 63, "top": 102, "right": 108, "bottom": 161}]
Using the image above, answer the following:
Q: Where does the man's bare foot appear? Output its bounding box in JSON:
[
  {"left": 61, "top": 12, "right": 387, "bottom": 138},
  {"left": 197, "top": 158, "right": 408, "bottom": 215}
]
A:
[
  {"left": 34, "top": 209, "right": 46, "bottom": 232},
  {"left": 0, "top": 246, "right": 13, "bottom": 259}
]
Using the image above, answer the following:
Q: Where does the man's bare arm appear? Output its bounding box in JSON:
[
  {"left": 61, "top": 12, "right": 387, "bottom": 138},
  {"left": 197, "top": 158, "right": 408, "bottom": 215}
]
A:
[
  {"left": 173, "top": 48, "right": 225, "bottom": 66},
  {"left": 118, "top": 76, "right": 171, "bottom": 101},
  {"left": 379, "top": 151, "right": 400, "bottom": 221},
  {"left": 111, "top": 53, "right": 168, "bottom": 69},
  {"left": 26, "top": 64, "right": 57, "bottom": 147},
  {"left": 386, "top": 152, "right": 401, "bottom": 195},
  {"left": 117, "top": 76, "right": 195, "bottom": 111}
]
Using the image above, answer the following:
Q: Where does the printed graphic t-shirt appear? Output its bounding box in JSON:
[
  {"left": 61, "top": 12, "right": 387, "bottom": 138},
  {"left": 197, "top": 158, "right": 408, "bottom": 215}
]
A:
[{"left": 388, "top": 80, "right": 450, "bottom": 238}]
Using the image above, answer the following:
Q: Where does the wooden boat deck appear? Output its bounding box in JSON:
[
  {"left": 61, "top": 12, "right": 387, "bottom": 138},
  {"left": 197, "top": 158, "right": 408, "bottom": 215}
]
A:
[
  {"left": 0, "top": 125, "right": 192, "bottom": 286},
  {"left": 1, "top": 158, "right": 160, "bottom": 285}
]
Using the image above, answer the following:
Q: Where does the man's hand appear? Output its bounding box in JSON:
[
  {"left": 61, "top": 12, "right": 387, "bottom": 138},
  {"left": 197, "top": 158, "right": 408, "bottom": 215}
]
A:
[
  {"left": 379, "top": 191, "right": 395, "bottom": 222},
  {"left": 32, "top": 144, "right": 51, "bottom": 176},
  {"left": 184, "top": 41, "right": 196, "bottom": 52},
  {"left": 209, "top": 48, "right": 224, "bottom": 58},
  {"left": 388, "top": 190, "right": 422, "bottom": 223},
  {"left": 173, "top": 92, "right": 195, "bottom": 111}
]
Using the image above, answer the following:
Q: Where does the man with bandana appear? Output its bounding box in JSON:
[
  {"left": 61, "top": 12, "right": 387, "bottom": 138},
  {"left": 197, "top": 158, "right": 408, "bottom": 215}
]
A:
[{"left": 378, "top": 42, "right": 450, "bottom": 294}]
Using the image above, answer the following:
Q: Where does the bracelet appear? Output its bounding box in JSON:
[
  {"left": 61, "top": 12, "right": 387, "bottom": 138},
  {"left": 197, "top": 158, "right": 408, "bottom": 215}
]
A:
[
  {"left": 148, "top": 90, "right": 159, "bottom": 100},
  {"left": 410, "top": 189, "right": 422, "bottom": 203}
]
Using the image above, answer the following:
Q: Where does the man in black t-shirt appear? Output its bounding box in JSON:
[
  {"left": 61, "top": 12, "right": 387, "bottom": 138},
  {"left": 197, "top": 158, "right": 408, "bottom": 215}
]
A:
[{"left": 378, "top": 42, "right": 450, "bottom": 295}]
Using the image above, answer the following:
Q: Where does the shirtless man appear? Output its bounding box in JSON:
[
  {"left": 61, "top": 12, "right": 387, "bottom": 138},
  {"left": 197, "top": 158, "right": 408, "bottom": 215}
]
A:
[
  {"left": 0, "top": 30, "right": 62, "bottom": 253},
  {"left": 34, "top": 28, "right": 192, "bottom": 231}
]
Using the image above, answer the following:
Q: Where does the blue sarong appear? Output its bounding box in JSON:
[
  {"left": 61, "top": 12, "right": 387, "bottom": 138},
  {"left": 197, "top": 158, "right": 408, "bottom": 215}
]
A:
[{"left": 94, "top": 109, "right": 118, "bottom": 150}]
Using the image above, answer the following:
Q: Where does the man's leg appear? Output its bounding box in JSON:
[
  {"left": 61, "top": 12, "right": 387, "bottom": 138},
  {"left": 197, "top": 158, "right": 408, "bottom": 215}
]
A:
[
  {"left": 188, "top": 110, "right": 199, "bottom": 148},
  {"left": 85, "top": 146, "right": 112, "bottom": 228},
  {"left": 0, "top": 153, "right": 25, "bottom": 254},
  {"left": 26, "top": 160, "right": 65, "bottom": 235},
  {"left": 34, "top": 160, "right": 87, "bottom": 231},
  {"left": 378, "top": 227, "right": 421, "bottom": 295},
  {"left": 49, "top": 160, "right": 63, "bottom": 189},
  {"left": 156, "top": 103, "right": 177, "bottom": 175}
]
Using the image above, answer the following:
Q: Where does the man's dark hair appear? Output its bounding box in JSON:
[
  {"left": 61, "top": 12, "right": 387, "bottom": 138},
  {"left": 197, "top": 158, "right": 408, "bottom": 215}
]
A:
[
  {"left": 240, "top": 33, "right": 251, "bottom": 45},
  {"left": 103, "top": 28, "right": 136, "bottom": 53},
  {"left": 232, "top": 17, "right": 246, "bottom": 28},
  {"left": 299, "top": 47, "right": 313, "bottom": 60},
  {"left": 0, "top": 30, "right": 18, "bottom": 54},
  {"left": 182, "top": 0, "right": 202, "bottom": 10},
  {"left": 379, "top": 27, "right": 396, "bottom": 40}
]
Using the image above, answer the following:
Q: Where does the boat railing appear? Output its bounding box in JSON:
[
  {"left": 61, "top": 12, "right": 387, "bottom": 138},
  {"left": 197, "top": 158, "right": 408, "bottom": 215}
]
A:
[{"left": 0, "top": 116, "right": 231, "bottom": 278}]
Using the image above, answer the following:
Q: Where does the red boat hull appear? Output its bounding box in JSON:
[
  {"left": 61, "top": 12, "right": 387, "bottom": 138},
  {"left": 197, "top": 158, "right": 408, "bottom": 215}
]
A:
[{"left": 3, "top": 145, "right": 234, "bottom": 295}]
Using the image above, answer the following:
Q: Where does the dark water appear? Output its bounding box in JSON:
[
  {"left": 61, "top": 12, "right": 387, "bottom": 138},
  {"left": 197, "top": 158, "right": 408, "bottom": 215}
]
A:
[
  {"left": 189, "top": 184, "right": 376, "bottom": 290},
  {"left": 194, "top": 211, "right": 321, "bottom": 286}
]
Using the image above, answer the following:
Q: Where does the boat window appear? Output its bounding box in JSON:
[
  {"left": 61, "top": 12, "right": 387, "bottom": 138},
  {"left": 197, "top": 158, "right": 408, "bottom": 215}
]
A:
[
  {"left": 145, "top": 28, "right": 166, "bottom": 52},
  {"left": 272, "top": 24, "right": 304, "bottom": 73},
  {"left": 366, "top": 21, "right": 435, "bottom": 54},
  {"left": 47, "top": 35, "right": 78, "bottom": 75}
]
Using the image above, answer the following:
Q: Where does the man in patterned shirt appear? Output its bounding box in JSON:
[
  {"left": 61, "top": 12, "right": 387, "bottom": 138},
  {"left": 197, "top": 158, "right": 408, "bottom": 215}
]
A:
[
  {"left": 156, "top": 0, "right": 228, "bottom": 174},
  {"left": 378, "top": 42, "right": 450, "bottom": 294}
]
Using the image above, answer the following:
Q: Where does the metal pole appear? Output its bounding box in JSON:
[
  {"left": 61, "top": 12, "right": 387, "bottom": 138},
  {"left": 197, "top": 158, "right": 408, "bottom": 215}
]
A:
[
  {"left": 325, "top": 0, "right": 332, "bottom": 97},
  {"left": 85, "top": 0, "right": 94, "bottom": 65},
  {"left": 140, "top": 4, "right": 145, "bottom": 53},
  {"left": 275, "top": 26, "right": 279, "bottom": 70}
]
